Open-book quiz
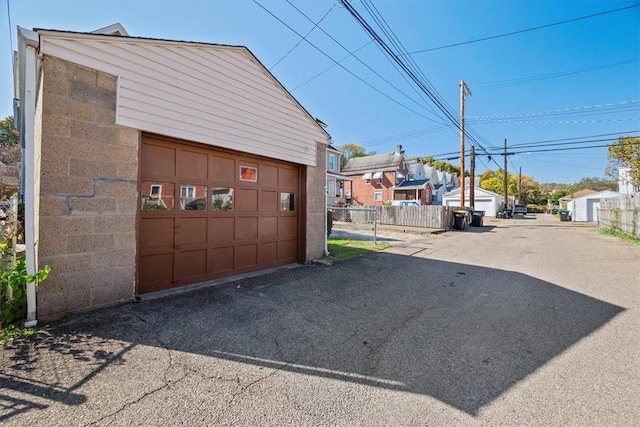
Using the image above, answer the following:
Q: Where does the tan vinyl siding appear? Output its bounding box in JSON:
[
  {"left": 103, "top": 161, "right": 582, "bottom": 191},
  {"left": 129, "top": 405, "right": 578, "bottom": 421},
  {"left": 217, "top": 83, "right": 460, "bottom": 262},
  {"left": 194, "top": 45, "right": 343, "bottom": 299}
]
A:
[{"left": 40, "top": 36, "right": 327, "bottom": 166}]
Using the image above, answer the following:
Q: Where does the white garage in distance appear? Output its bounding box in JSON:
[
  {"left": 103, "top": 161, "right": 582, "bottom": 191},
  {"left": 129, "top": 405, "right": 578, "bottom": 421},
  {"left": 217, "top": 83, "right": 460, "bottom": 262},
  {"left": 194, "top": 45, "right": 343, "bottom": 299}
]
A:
[{"left": 442, "top": 187, "right": 503, "bottom": 217}]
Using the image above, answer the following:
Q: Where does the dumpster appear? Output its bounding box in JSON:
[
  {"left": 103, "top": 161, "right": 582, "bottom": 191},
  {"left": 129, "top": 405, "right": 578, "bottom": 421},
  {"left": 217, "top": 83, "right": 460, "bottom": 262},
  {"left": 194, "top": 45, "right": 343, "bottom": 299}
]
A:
[
  {"left": 453, "top": 212, "right": 466, "bottom": 230},
  {"left": 471, "top": 210, "right": 485, "bottom": 227},
  {"left": 559, "top": 210, "right": 570, "bottom": 222}
]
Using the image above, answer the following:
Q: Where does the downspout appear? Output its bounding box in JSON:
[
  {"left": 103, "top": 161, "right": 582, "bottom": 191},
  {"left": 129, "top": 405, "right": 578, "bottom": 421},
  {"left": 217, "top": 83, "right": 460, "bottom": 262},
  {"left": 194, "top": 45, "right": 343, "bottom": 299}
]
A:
[
  {"left": 324, "top": 182, "right": 329, "bottom": 256},
  {"left": 19, "top": 28, "right": 40, "bottom": 328}
]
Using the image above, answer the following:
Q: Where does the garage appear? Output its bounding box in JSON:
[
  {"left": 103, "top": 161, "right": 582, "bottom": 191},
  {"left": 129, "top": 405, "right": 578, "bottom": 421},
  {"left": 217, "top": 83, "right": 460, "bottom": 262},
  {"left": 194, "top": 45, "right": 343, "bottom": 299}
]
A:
[
  {"left": 138, "top": 134, "right": 303, "bottom": 294},
  {"left": 442, "top": 187, "right": 503, "bottom": 217}
]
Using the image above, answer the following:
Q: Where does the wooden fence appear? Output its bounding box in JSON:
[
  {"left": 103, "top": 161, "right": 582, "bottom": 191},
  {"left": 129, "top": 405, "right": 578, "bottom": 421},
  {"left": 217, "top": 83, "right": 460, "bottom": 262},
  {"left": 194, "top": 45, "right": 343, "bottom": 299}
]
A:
[
  {"left": 598, "top": 195, "right": 639, "bottom": 238},
  {"left": 331, "top": 205, "right": 459, "bottom": 230}
]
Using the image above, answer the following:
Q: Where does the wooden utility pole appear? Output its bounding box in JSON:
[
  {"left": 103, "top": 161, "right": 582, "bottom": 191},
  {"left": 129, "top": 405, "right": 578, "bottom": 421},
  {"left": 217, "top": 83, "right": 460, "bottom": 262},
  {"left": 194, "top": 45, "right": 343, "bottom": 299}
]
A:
[
  {"left": 518, "top": 166, "right": 522, "bottom": 204},
  {"left": 503, "top": 138, "right": 508, "bottom": 209},
  {"left": 470, "top": 145, "right": 475, "bottom": 210},
  {"left": 459, "top": 80, "right": 471, "bottom": 207}
]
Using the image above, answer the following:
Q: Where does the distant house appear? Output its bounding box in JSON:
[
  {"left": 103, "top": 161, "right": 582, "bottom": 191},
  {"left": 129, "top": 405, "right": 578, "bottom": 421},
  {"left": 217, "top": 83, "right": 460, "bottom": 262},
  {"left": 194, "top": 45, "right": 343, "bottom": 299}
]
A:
[
  {"left": 619, "top": 168, "right": 639, "bottom": 194},
  {"left": 342, "top": 145, "right": 409, "bottom": 206},
  {"left": 326, "top": 144, "right": 352, "bottom": 206},
  {"left": 567, "top": 190, "right": 622, "bottom": 222}
]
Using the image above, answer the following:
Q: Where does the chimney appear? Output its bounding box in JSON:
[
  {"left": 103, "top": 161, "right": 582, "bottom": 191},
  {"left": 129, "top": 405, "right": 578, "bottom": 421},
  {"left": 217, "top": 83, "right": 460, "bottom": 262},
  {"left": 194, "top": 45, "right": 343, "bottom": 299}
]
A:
[{"left": 395, "top": 144, "right": 403, "bottom": 155}]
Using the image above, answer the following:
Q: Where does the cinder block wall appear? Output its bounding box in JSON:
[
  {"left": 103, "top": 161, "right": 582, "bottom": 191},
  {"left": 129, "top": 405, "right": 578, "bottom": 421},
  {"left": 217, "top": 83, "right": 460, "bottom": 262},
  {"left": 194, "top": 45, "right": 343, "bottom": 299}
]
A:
[
  {"left": 305, "top": 141, "right": 327, "bottom": 260},
  {"left": 37, "top": 56, "right": 139, "bottom": 321}
]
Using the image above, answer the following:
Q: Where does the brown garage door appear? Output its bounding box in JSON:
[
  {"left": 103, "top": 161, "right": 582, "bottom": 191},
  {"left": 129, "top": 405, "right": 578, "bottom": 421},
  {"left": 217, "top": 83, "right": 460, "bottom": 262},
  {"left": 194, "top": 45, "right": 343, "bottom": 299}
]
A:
[{"left": 138, "top": 134, "right": 303, "bottom": 294}]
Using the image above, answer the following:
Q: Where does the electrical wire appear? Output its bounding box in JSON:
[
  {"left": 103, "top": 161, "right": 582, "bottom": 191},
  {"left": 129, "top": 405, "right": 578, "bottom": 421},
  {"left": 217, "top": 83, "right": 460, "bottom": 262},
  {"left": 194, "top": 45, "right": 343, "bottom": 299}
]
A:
[
  {"left": 252, "top": 0, "right": 446, "bottom": 123},
  {"left": 405, "top": 4, "right": 640, "bottom": 55},
  {"left": 269, "top": 4, "right": 335, "bottom": 71},
  {"left": 468, "top": 100, "right": 640, "bottom": 120}
]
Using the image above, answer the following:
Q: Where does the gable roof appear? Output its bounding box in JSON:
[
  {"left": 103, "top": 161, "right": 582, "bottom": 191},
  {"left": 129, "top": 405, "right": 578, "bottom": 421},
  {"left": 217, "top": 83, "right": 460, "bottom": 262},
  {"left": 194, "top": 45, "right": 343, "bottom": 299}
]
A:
[
  {"left": 25, "top": 27, "right": 330, "bottom": 167},
  {"left": 572, "top": 190, "right": 622, "bottom": 200},
  {"left": 571, "top": 189, "right": 598, "bottom": 198},
  {"left": 392, "top": 178, "right": 433, "bottom": 190},
  {"left": 443, "top": 186, "right": 503, "bottom": 198},
  {"left": 342, "top": 153, "right": 404, "bottom": 174}
]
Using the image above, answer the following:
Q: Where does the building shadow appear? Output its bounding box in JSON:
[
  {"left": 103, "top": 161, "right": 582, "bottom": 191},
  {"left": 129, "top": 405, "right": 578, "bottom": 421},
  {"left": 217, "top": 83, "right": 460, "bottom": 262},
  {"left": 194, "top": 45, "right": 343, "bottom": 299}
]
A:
[{"left": 1, "top": 252, "right": 623, "bottom": 418}]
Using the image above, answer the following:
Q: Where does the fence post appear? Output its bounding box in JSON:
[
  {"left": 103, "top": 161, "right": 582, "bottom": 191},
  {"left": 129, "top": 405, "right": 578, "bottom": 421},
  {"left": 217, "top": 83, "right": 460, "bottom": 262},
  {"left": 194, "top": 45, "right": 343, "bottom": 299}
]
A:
[{"left": 373, "top": 208, "right": 377, "bottom": 245}]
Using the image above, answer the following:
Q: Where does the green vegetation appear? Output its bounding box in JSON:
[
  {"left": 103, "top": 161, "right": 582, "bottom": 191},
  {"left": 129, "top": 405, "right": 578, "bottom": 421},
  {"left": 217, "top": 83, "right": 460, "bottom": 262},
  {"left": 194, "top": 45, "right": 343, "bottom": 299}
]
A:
[
  {"left": 325, "top": 238, "right": 391, "bottom": 261},
  {"left": 0, "top": 116, "right": 19, "bottom": 147},
  {"left": 0, "top": 323, "right": 36, "bottom": 345},
  {"left": 599, "top": 228, "right": 640, "bottom": 245},
  {"left": 607, "top": 136, "right": 640, "bottom": 188}
]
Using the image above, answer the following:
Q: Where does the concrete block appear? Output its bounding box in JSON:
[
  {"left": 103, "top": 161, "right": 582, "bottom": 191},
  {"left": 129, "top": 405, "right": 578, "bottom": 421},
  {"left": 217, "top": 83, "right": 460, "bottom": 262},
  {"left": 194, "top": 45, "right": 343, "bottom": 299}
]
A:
[
  {"left": 40, "top": 174, "right": 94, "bottom": 196},
  {"left": 43, "top": 93, "right": 96, "bottom": 123},
  {"left": 69, "top": 197, "right": 116, "bottom": 214},
  {"left": 40, "top": 155, "right": 70, "bottom": 176},
  {"left": 71, "top": 79, "right": 116, "bottom": 107},
  {"left": 95, "top": 180, "right": 137, "bottom": 199},
  {"left": 98, "top": 144, "right": 137, "bottom": 163},
  {"left": 39, "top": 216, "right": 94, "bottom": 236},
  {"left": 116, "top": 162, "right": 138, "bottom": 181},
  {"left": 70, "top": 120, "right": 118, "bottom": 144},
  {"left": 67, "top": 233, "right": 115, "bottom": 254},
  {"left": 114, "top": 232, "right": 136, "bottom": 250},
  {"left": 91, "top": 280, "right": 134, "bottom": 307},
  {"left": 41, "top": 135, "right": 94, "bottom": 162},
  {"left": 37, "top": 292, "right": 71, "bottom": 322},
  {"left": 96, "top": 106, "right": 116, "bottom": 125},
  {"left": 97, "top": 73, "right": 117, "bottom": 91},
  {"left": 39, "top": 196, "right": 67, "bottom": 217},
  {"left": 116, "top": 196, "right": 139, "bottom": 215},
  {"left": 42, "top": 115, "right": 70, "bottom": 137},
  {"left": 39, "top": 253, "right": 93, "bottom": 273},
  {"left": 70, "top": 158, "right": 117, "bottom": 178},
  {"left": 94, "top": 215, "right": 136, "bottom": 234},
  {"left": 92, "top": 248, "right": 135, "bottom": 269},
  {"left": 38, "top": 233, "right": 68, "bottom": 257},
  {"left": 118, "top": 127, "right": 140, "bottom": 147}
]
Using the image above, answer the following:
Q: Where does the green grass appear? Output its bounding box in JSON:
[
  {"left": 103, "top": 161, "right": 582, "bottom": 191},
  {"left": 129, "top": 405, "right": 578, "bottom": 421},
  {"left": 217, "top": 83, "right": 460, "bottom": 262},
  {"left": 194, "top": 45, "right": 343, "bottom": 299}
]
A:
[
  {"left": 0, "top": 324, "right": 36, "bottom": 345},
  {"left": 599, "top": 228, "right": 640, "bottom": 245},
  {"left": 325, "top": 239, "right": 391, "bottom": 261}
]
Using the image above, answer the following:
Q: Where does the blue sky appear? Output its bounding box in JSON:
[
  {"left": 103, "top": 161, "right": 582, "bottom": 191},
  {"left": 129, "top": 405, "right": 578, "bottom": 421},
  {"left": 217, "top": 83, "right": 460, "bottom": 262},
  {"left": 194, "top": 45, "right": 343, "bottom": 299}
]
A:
[{"left": 1, "top": 0, "right": 639, "bottom": 184}]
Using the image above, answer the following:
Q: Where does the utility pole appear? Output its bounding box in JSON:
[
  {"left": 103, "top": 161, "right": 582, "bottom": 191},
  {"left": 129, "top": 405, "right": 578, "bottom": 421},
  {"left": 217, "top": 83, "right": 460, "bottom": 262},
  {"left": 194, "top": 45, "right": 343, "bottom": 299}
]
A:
[
  {"left": 470, "top": 145, "right": 475, "bottom": 210},
  {"left": 518, "top": 166, "right": 522, "bottom": 204},
  {"left": 459, "top": 80, "right": 471, "bottom": 207},
  {"left": 503, "top": 138, "right": 508, "bottom": 209}
]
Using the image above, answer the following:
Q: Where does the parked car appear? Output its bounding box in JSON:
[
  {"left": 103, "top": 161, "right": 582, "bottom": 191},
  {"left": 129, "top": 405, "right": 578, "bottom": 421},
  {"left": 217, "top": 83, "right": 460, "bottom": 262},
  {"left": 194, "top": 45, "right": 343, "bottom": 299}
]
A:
[
  {"left": 391, "top": 200, "right": 420, "bottom": 206},
  {"left": 513, "top": 204, "right": 527, "bottom": 216}
]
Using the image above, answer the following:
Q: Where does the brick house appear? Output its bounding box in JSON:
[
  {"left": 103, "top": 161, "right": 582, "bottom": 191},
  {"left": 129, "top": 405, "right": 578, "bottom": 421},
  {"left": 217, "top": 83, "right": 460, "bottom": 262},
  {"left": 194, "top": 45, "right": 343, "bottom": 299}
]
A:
[
  {"left": 326, "top": 144, "right": 352, "bottom": 206},
  {"left": 15, "top": 24, "right": 331, "bottom": 322},
  {"left": 342, "top": 145, "right": 410, "bottom": 206}
]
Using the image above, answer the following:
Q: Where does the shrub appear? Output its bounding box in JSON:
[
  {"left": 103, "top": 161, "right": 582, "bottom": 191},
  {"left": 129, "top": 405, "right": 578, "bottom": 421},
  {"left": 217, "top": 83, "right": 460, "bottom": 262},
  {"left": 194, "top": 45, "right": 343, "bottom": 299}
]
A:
[{"left": 327, "top": 209, "right": 333, "bottom": 237}]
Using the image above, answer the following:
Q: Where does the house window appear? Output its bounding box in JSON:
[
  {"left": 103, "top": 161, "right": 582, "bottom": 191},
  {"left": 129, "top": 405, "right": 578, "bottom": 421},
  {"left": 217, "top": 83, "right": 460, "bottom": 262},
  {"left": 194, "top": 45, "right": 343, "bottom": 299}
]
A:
[
  {"left": 328, "top": 154, "right": 336, "bottom": 172},
  {"left": 180, "top": 184, "right": 207, "bottom": 210},
  {"left": 280, "top": 192, "right": 295, "bottom": 211},
  {"left": 181, "top": 186, "right": 195, "bottom": 198},
  {"left": 212, "top": 187, "right": 233, "bottom": 211},
  {"left": 150, "top": 185, "right": 161, "bottom": 198},
  {"left": 374, "top": 190, "right": 382, "bottom": 202},
  {"left": 141, "top": 182, "right": 175, "bottom": 210}
]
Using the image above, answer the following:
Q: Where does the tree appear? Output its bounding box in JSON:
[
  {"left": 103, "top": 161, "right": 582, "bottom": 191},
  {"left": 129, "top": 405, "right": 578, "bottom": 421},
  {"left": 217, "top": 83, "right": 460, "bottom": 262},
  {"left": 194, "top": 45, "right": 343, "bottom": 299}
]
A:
[
  {"left": 567, "top": 177, "right": 617, "bottom": 194},
  {"left": 0, "top": 116, "right": 19, "bottom": 147},
  {"left": 422, "top": 156, "right": 460, "bottom": 176},
  {"left": 337, "top": 142, "right": 375, "bottom": 169},
  {"left": 607, "top": 136, "right": 640, "bottom": 187}
]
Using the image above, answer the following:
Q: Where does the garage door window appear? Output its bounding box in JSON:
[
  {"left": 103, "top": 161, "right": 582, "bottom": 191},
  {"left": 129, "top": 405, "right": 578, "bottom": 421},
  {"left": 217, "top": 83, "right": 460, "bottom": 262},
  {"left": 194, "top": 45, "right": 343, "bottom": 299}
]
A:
[
  {"left": 212, "top": 187, "right": 234, "bottom": 211},
  {"left": 180, "top": 184, "right": 207, "bottom": 210},
  {"left": 280, "top": 192, "right": 295, "bottom": 211},
  {"left": 141, "top": 181, "right": 175, "bottom": 210}
]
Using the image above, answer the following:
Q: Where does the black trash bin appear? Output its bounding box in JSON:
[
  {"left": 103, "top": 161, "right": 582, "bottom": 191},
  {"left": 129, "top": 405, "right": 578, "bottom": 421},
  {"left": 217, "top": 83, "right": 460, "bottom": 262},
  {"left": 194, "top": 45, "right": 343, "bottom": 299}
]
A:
[
  {"left": 559, "top": 210, "right": 570, "bottom": 222},
  {"left": 471, "top": 210, "right": 485, "bottom": 227},
  {"left": 453, "top": 212, "right": 466, "bottom": 230}
]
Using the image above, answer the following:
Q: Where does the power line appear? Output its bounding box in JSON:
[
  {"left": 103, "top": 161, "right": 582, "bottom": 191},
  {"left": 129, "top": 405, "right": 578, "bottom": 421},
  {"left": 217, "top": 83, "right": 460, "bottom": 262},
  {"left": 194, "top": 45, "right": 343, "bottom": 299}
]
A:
[
  {"left": 252, "top": 0, "right": 444, "bottom": 122},
  {"left": 468, "top": 99, "right": 639, "bottom": 120},
  {"left": 509, "top": 130, "right": 640, "bottom": 148},
  {"left": 269, "top": 3, "right": 335, "bottom": 71},
  {"left": 406, "top": 4, "right": 640, "bottom": 55},
  {"left": 475, "top": 58, "right": 639, "bottom": 90},
  {"left": 470, "top": 117, "right": 639, "bottom": 125}
]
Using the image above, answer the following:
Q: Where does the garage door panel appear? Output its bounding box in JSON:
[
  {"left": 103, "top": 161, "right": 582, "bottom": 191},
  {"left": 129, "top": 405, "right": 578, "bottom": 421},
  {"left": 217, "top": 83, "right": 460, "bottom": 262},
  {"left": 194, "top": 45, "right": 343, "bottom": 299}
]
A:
[
  {"left": 177, "top": 150, "right": 208, "bottom": 180},
  {"left": 176, "top": 250, "right": 207, "bottom": 279},
  {"left": 259, "top": 216, "right": 278, "bottom": 238},
  {"left": 259, "top": 242, "right": 278, "bottom": 264},
  {"left": 139, "top": 253, "right": 174, "bottom": 293},
  {"left": 278, "top": 240, "right": 297, "bottom": 262},
  {"left": 142, "top": 144, "right": 176, "bottom": 176},
  {"left": 209, "top": 217, "right": 235, "bottom": 244},
  {"left": 235, "top": 244, "right": 258, "bottom": 269},
  {"left": 260, "top": 165, "right": 278, "bottom": 187},
  {"left": 236, "top": 189, "right": 258, "bottom": 212},
  {"left": 140, "top": 218, "right": 174, "bottom": 248},
  {"left": 209, "top": 247, "right": 234, "bottom": 273},
  {"left": 175, "top": 217, "right": 208, "bottom": 245},
  {"left": 236, "top": 217, "right": 258, "bottom": 241},
  {"left": 260, "top": 190, "right": 278, "bottom": 212},
  {"left": 211, "top": 155, "right": 236, "bottom": 183},
  {"left": 279, "top": 167, "right": 298, "bottom": 188},
  {"left": 279, "top": 216, "right": 297, "bottom": 238}
]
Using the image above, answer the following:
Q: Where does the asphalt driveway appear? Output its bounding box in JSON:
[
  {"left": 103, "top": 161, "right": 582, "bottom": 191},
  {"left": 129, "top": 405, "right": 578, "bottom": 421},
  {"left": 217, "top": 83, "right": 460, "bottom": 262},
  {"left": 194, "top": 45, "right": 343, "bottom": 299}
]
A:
[{"left": 1, "top": 214, "right": 639, "bottom": 425}]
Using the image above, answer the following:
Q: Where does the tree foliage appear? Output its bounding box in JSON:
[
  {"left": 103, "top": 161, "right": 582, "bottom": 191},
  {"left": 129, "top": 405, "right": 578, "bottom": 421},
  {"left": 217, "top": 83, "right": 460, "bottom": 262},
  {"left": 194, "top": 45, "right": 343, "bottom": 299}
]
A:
[
  {"left": 422, "top": 156, "right": 461, "bottom": 176},
  {"left": 607, "top": 136, "right": 640, "bottom": 187},
  {"left": 337, "top": 143, "right": 375, "bottom": 169},
  {"left": 0, "top": 116, "right": 19, "bottom": 147}
]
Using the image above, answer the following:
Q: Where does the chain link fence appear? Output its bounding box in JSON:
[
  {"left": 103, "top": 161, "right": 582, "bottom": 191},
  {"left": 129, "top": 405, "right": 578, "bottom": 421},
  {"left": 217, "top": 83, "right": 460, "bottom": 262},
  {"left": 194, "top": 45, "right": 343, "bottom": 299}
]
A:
[{"left": 328, "top": 206, "right": 378, "bottom": 244}]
